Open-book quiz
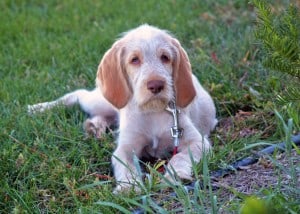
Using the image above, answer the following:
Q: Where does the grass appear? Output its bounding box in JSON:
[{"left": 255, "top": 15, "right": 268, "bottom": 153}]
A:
[{"left": 1, "top": 0, "right": 299, "bottom": 213}]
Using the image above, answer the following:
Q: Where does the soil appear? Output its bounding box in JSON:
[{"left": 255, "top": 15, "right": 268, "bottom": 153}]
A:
[{"left": 211, "top": 149, "right": 300, "bottom": 210}]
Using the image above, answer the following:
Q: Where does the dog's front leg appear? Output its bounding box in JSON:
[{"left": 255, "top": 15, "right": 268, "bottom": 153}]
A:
[
  {"left": 112, "top": 139, "right": 144, "bottom": 193},
  {"left": 164, "top": 136, "right": 211, "bottom": 183}
]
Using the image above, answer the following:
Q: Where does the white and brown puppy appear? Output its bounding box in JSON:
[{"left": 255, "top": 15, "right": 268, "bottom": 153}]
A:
[{"left": 28, "top": 24, "right": 217, "bottom": 192}]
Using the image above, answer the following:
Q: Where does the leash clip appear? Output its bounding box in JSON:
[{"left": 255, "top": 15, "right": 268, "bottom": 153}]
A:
[{"left": 166, "top": 101, "right": 184, "bottom": 148}]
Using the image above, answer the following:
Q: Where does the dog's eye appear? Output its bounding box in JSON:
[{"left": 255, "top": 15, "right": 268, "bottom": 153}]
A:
[
  {"left": 160, "top": 54, "right": 170, "bottom": 63},
  {"left": 131, "top": 56, "right": 140, "bottom": 65}
]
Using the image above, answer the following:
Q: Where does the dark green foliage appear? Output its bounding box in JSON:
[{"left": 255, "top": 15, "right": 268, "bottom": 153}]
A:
[{"left": 253, "top": 0, "right": 300, "bottom": 104}]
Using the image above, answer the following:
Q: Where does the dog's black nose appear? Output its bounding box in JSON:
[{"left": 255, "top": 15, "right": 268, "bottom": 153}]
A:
[{"left": 147, "top": 80, "right": 165, "bottom": 94}]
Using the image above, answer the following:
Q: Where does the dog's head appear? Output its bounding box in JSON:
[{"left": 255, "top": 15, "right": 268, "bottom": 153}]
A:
[{"left": 96, "top": 24, "right": 196, "bottom": 111}]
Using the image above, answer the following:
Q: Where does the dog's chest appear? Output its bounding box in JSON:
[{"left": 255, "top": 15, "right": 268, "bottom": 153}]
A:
[
  {"left": 120, "top": 109, "right": 178, "bottom": 158},
  {"left": 141, "top": 113, "right": 174, "bottom": 158},
  {"left": 144, "top": 135, "right": 173, "bottom": 158}
]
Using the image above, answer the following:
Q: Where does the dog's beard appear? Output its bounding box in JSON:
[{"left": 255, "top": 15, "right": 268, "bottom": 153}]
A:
[{"left": 139, "top": 97, "right": 169, "bottom": 112}]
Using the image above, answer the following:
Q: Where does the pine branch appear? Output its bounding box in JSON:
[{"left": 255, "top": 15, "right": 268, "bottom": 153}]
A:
[
  {"left": 277, "top": 85, "right": 300, "bottom": 105},
  {"left": 253, "top": 0, "right": 300, "bottom": 78},
  {"left": 253, "top": 0, "right": 300, "bottom": 104}
]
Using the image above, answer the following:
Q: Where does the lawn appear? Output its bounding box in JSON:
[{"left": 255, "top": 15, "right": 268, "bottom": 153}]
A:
[{"left": 1, "top": 0, "right": 299, "bottom": 213}]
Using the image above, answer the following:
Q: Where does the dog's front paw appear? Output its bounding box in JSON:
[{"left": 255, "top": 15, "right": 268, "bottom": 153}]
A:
[
  {"left": 162, "top": 164, "right": 193, "bottom": 185},
  {"left": 161, "top": 172, "right": 179, "bottom": 185},
  {"left": 175, "top": 169, "right": 193, "bottom": 181},
  {"left": 113, "top": 183, "right": 141, "bottom": 194}
]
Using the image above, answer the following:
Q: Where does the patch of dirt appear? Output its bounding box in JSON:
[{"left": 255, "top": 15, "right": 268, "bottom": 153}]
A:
[
  {"left": 212, "top": 150, "right": 300, "bottom": 201},
  {"left": 215, "top": 110, "right": 276, "bottom": 143},
  {"left": 213, "top": 111, "right": 299, "bottom": 199}
]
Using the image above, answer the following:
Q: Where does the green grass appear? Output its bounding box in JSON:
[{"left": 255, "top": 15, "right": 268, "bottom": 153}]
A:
[{"left": 1, "top": 0, "right": 299, "bottom": 213}]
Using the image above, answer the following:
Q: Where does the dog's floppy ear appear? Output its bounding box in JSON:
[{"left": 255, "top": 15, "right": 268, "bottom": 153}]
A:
[
  {"left": 96, "top": 41, "right": 132, "bottom": 109},
  {"left": 171, "top": 38, "right": 196, "bottom": 108}
]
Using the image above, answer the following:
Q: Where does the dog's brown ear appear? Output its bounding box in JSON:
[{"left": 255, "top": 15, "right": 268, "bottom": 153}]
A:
[
  {"left": 171, "top": 38, "right": 196, "bottom": 108},
  {"left": 96, "top": 41, "right": 131, "bottom": 109}
]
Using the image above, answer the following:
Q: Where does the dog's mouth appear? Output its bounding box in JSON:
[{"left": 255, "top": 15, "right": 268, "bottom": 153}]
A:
[{"left": 139, "top": 96, "right": 170, "bottom": 112}]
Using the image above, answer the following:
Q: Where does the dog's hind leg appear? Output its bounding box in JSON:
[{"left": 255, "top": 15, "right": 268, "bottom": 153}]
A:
[{"left": 27, "top": 89, "right": 92, "bottom": 114}]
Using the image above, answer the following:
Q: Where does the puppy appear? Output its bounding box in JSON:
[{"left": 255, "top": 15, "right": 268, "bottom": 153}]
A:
[{"left": 28, "top": 24, "right": 217, "bottom": 193}]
